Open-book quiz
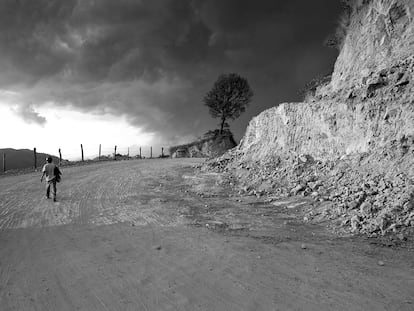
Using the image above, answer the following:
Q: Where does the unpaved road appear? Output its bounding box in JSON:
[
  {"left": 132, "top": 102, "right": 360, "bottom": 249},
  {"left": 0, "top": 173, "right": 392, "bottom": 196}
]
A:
[{"left": 0, "top": 159, "right": 413, "bottom": 310}]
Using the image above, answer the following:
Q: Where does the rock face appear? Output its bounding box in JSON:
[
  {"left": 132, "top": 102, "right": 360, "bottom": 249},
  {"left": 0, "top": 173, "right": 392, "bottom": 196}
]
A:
[
  {"left": 331, "top": 0, "right": 414, "bottom": 91},
  {"left": 239, "top": 94, "right": 414, "bottom": 163},
  {"left": 170, "top": 133, "right": 237, "bottom": 158},
  {"left": 203, "top": 0, "right": 414, "bottom": 236}
]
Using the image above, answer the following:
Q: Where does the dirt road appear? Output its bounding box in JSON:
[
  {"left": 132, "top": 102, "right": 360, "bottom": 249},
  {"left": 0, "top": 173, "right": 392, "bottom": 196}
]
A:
[{"left": 0, "top": 159, "right": 413, "bottom": 310}]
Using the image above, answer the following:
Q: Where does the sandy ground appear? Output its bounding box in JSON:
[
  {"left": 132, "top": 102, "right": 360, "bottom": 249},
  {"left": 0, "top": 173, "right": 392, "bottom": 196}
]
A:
[{"left": 0, "top": 158, "right": 413, "bottom": 311}]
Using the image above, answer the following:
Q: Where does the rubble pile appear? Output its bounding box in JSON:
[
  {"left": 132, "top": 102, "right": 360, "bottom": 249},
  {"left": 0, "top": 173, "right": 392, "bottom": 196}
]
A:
[{"left": 202, "top": 141, "right": 414, "bottom": 237}]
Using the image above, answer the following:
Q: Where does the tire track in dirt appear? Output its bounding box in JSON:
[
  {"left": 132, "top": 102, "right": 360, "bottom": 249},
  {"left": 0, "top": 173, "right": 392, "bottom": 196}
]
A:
[
  {"left": 1, "top": 159, "right": 413, "bottom": 310},
  {"left": 0, "top": 159, "right": 198, "bottom": 230}
]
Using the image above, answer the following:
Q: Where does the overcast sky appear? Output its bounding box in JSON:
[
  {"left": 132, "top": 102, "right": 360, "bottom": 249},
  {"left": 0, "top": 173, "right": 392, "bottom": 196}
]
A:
[{"left": 0, "top": 0, "right": 342, "bottom": 159}]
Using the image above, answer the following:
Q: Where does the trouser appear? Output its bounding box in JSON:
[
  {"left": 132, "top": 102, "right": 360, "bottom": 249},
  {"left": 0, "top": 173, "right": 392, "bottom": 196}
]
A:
[{"left": 46, "top": 179, "right": 57, "bottom": 199}]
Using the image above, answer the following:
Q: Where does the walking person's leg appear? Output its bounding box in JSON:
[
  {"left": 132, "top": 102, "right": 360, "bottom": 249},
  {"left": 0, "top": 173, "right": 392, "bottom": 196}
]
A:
[
  {"left": 52, "top": 180, "right": 57, "bottom": 201},
  {"left": 46, "top": 181, "right": 51, "bottom": 198}
]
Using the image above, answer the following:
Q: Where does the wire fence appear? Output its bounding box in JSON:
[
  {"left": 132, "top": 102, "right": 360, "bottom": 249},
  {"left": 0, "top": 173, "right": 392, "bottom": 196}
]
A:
[{"left": 1, "top": 144, "right": 168, "bottom": 173}]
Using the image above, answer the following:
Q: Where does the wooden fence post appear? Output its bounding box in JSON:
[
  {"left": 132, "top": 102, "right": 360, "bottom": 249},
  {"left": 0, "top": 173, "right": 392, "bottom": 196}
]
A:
[
  {"left": 99, "top": 144, "right": 101, "bottom": 160},
  {"left": 114, "top": 145, "right": 117, "bottom": 160},
  {"left": 161, "top": 147, "right": 164, "bottom": 158},
  {"left": 59, "top": 148, "right": 62, "bottom": 166},
  {"left": 127, "top": 147, "right": 130, "bottom": 159},
  {"left": 2, "top": 153, "right": 5, "bottom": 172},
  {"left": 34, "top": 148, "right": 37, "bottom": 169},
  {"left": 139, "top": 147, "right": 141, "bottom": 159},
  {"left": 150, "top": 146, "right": 152, "bottom": 159},
  {"left": 81, "top": 144, "right": 84, "bottom": 162}
]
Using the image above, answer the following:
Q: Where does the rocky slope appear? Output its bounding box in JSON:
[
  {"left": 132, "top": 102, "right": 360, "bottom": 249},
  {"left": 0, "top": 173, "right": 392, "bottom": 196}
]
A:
[
  {"left": 203, "top": 0, "right": 414, "bottom": 237},
  {"left": 330, "top": 0, "right": 413, "bottom": 91},
  {"left": 170, "top": 132, "right": 237, "bottom": 158}
]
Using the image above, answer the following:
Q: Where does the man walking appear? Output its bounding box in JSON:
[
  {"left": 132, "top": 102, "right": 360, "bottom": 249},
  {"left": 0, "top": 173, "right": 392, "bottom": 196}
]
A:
[{"left": 40, "top": 156, "right": 61, "bottom": 202}]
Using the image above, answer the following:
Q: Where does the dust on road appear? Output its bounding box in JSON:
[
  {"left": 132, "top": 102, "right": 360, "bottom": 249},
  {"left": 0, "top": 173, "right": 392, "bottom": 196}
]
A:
[{"left": 0, "top": 159, "right": 413, "bottom": 310}]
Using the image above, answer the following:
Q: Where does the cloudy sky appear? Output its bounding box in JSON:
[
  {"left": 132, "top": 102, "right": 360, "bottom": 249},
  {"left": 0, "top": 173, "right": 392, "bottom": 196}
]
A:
[{"left": 0, "top": 0, "right": 342, "bottom": 159}]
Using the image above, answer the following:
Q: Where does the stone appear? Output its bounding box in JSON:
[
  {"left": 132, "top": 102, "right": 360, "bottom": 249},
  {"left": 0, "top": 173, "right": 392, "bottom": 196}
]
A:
[
  {"left": 347, "top": 201, "right": 358, "bottom": 210},
  {"left": 290, "top": 184, "right": 304, "bottom": 195},
  {"left": 351, "top": 215, "right": 361, "bottom": 232},
  {"left": 397, "top": 233, "right": 406, "bottom": 241},
  {"left": 388, "top": 223, "right": 397, "bottom": 232},
  {"left": 360, "top": 202, "right": 372, "bottom": 215}
]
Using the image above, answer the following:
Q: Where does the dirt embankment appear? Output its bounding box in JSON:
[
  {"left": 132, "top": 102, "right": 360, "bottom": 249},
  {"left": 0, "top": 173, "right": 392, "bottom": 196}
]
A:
[
  {"left": 0, "top": 159, "right": 413, "bottom": 310},
  {"left": 202, "top": 0, "right": 414, "bottom": 237},
  {"left": 170, "top": 131, "right": 237, "bottom": 158}
]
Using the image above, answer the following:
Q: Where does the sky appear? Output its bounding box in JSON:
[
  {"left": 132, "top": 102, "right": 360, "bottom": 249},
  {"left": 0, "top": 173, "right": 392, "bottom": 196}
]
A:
[{"left": 0, "top": 0, "right": 342, "bottom": 159}]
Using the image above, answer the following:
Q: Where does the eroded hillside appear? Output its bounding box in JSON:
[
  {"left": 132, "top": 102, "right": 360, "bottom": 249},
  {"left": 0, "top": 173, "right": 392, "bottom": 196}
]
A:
[{"left": 203, "top": 0, "right": 414, "bottom": 237}]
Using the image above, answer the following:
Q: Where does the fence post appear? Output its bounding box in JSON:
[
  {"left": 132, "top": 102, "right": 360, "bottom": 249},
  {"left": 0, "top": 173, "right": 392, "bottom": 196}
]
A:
[
  {"left": 99, "top": 144, "right": 101, "bottom": 161},
  {"left": 161, "top": 147, "right": 164, "bottom": 158},
  {"left": 81, "top": 144, "right": 84, "bottom": 162},
  {"left": 34, "top": 148, "right": 37, "bottom": 169},
  {"left": 59, "top": 148, "right": 62, "bottom": 166},
  {"left": 2, "top": 153, "right": 5, "bottom": 172},
  {"left": 127, "top": 147, "right": 130, "bottom": 159},
  {"left": 114, "top": 145, "right": 117, "bottom": 160},
  {"left": 150, "top": 146, "right": 152, "bottom": 159},
  {"left": 139, "top": 147, "right": 141, "bottom": 159}
]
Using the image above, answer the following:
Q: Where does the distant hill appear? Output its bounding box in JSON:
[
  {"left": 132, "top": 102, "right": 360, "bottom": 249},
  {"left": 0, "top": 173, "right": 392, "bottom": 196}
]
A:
[{"left": 0, "top": 148, "right": 60, "bottom": 172}]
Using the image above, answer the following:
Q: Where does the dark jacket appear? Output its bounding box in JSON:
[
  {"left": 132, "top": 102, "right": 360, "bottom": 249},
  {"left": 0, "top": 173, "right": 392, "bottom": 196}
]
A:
[{"left": 54, "top": 166, "right": 62, "bottom": 182}]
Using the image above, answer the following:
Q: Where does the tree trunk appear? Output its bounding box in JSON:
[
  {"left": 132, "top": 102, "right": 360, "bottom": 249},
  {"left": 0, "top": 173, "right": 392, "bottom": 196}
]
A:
[{"left": 220, "top": 117, "right": 226, "bottom": 134}]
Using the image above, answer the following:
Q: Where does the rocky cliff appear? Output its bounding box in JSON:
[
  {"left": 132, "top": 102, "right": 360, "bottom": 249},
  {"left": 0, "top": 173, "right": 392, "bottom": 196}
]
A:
[
  {"left": 331, "top": 0, "right": 413, "bottom": 91},
  {"left": 170, "top": 132, "right": 236, "bottom": 158},
  {"left": 204, "top": 0, "right": 414, "bottom": 237}
]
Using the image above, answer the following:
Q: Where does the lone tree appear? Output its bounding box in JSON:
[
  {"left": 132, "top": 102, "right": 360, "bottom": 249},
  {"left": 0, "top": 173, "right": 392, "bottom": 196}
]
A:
[{"left": 204, "top": 73, "right": 253, "bottom": 134}]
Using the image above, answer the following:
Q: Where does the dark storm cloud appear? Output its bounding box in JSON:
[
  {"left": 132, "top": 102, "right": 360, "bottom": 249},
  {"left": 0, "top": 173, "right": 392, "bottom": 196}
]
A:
[
  {"left": 11, "top": 104, "right": 47, "bottom": 126},
  {"left": 0, "top": 0, "right": 342, "bottom": 144},
  {"left": 0, "top": 0, "right": 77, "bottom": 84}
]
